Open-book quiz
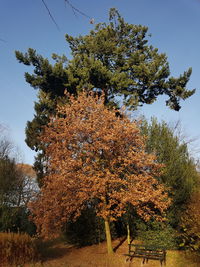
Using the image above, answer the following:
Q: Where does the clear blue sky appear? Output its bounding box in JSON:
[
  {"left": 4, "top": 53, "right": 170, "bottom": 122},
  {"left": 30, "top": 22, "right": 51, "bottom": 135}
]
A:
[{"left": 0, "top": 0, "right": 199, "bottom": 164}]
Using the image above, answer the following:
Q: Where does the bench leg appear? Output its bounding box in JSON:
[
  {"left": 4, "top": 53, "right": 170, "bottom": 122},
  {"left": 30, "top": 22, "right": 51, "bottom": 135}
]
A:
[
  {"left": 141, "top": 257, "right": 147, "bottom": 265},
  {"left": 142, "top": 257, "right": 148, "bottom": 264},
  {"left": 160, "top": 257, "right": 166, "bottom": 266},
  {"left": 160, "top": 259, "right": 166, "bottom": 266},
  {"left": 126, "top": 256, "right": 133, "bottom": 262}
]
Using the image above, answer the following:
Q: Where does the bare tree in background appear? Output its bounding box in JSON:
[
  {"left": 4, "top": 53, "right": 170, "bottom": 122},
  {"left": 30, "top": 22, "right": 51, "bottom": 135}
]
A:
[
  {"left": 0, "top": 125, "right": 13, "bottom": 158},
  {"left": 0, "top": 124, "right": 38, "bottom": 233}
]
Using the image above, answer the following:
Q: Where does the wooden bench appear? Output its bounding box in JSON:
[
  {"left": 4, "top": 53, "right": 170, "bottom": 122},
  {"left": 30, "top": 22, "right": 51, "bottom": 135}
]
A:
[{"left": 125, "top": 244, "right": 166, "bottom": 265}]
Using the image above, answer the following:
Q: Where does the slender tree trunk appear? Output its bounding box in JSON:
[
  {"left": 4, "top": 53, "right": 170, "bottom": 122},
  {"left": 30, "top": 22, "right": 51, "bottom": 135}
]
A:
[
  {"left": 102, "top": 88, "right": 109, "bottom": 105},
  {"left": 127, "top": 223, "right": 131, "bottom": 245},
  {"left": 104, "top": 218, "right": 114, "bottom": 254}
]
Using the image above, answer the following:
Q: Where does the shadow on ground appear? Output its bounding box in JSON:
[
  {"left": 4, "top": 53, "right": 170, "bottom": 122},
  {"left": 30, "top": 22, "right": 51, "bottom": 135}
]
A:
[{"left": 37, "top": 238, "right": 74, "bottom": 261}]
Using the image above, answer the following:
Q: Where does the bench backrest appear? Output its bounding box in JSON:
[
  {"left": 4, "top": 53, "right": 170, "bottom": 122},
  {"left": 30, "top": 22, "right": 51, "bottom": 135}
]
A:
[{"left": 129, "top": 244, "right": 166, "bottom": 254}]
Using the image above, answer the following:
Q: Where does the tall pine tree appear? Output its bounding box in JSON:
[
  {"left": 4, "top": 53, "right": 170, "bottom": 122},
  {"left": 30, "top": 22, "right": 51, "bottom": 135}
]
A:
[{"left": 16, "top": 8, "right": 195, "bottom": 183}]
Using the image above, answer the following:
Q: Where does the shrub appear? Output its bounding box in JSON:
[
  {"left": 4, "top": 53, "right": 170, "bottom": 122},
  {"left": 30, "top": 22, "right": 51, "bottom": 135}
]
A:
[
  {"left": 178, "top": 192, "right": 200, "bottom": 252},
  {"left": 0, "top": 232, "right": 38, "bottom": 266},
  {"left": 137, "top": 221, "right": 178, "bottom": 249}
]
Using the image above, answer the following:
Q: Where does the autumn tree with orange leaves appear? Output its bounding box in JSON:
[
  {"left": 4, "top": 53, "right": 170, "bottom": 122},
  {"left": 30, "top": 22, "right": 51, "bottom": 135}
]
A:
[{"left": 30, "top": 92, "right": 170, "bottom": 254}]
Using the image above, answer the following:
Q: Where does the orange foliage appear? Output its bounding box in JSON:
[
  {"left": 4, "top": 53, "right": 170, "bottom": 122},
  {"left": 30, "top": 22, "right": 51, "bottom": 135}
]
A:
[
  {"left": 29, "top": 92, "right": 170, "bottom": 238},
  {"left": 16, "top": 163, "right": 36, "bottom": 178}
]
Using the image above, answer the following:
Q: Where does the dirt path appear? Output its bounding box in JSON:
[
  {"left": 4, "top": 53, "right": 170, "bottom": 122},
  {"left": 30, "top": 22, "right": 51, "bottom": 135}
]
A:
[{"left": 25, "top": 238, "right": 200, "bottom": 267}]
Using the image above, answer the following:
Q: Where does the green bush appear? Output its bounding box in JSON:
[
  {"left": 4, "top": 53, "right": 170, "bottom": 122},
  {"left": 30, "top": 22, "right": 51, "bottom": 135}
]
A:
[
  {"left": 137, "top": 221, "right": 178, "bottom": 249},
  {"left": 0, "top": 206, "right": 36, "bottom": 236}
]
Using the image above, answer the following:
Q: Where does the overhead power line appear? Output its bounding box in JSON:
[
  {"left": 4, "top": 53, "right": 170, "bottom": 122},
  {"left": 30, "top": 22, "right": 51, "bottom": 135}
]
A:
[
  {"left": 41, "top": 0, "right": 94, "bottom": 30},
  {"left": 65, "top": 0, "right": 92, "bottom": 20},
  {"left": 41, "top": 0, "right": 60, "bottom": 30}
]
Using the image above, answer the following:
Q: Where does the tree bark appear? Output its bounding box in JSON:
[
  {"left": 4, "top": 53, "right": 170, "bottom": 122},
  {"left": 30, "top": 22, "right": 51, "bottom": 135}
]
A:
[
  {"left": 104, "top": 218, "right": 113, "bottom": 254},
  {"left": 127, "top": 223, "right": 131, "bottom": 245}
]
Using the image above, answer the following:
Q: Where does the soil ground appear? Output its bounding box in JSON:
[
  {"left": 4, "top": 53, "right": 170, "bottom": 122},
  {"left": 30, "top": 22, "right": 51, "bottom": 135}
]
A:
[{"left": 24, "top": 238, "right": 200, "bottom": 267}]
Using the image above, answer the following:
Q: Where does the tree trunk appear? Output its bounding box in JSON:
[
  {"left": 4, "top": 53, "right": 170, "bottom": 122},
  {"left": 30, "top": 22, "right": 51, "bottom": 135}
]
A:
[
  {"left": 104, "top": 218, "right": 113, "bottom": 254},
  {"left": 127, "top": 223, "right": 131, "bottom": 245}
]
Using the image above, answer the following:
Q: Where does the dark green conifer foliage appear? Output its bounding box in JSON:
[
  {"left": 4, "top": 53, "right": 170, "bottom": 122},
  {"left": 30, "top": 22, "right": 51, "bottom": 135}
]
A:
[
  {"left": 16, "top": 8, "right": 195, "bottom": 183},
  {"left": 140, "top": 118, "right": 198, "bottom": 226},
  {"left": 0, "top": 157, "right": 18, "bottom": 206}
]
